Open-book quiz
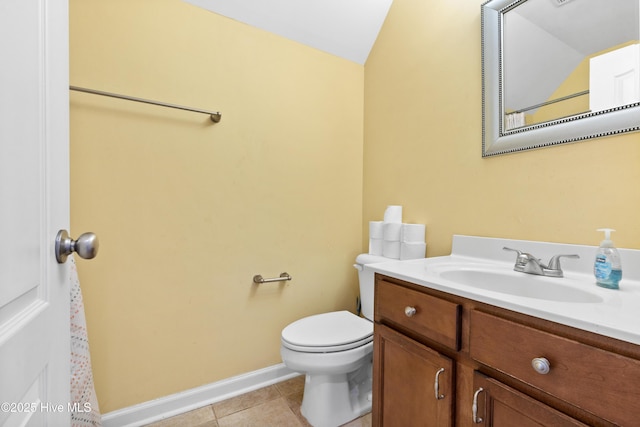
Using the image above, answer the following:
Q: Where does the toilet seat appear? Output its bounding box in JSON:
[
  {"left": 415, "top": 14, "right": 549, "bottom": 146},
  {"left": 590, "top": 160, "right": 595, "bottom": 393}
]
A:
[{"left": 281, "top": 311, "right": 373, "bottom": 353}]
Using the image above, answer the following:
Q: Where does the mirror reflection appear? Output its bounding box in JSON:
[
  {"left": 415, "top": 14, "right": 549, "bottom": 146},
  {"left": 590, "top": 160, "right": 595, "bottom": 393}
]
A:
[{"left": 502, "top": 0, "right": 639, "bottom": 131}]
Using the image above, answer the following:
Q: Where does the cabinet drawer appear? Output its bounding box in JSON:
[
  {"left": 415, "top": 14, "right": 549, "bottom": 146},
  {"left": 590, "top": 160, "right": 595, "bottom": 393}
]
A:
[
  {"left": 375, "top": 279, "right": 460, "bottom": 350},
  {"left": 470, "top": 310, "right": 640, "bottom": 426}
]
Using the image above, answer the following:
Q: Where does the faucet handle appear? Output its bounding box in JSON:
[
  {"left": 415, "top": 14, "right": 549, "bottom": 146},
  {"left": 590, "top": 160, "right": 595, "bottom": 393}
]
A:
[
  {"left": 503, "top": 247, "right": 521, "bottom": 255},
  {"left": 547, "top": 254, "right": 580, "bottom": 270},
  {"left": 503, "top": 247, "right": 538, "bottom": 272},
  {"left": 504, "top": 247, "right": 535, "bottom": 263}
]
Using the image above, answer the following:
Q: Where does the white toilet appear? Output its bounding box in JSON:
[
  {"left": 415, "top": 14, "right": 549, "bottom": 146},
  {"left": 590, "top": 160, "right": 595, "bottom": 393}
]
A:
[{"left": 280, "top": 254, "right": 390, "bottom": 427}]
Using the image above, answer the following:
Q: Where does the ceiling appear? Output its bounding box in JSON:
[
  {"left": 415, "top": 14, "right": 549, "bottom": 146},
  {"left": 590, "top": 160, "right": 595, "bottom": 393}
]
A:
[
  {"left": 517, "top": 0, "right": 638, "bottom": 57},
  {"left": 182, "top": 0, "right": 394, "bottom": 65}
]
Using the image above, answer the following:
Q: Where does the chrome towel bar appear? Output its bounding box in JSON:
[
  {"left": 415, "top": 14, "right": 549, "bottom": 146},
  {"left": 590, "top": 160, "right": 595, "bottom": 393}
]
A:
[
  {"left": 253, "top": 272, "right": 292, "bottom": 284},
  {"left": 70, "top": 85, "right": 222, "bottom": 123}
]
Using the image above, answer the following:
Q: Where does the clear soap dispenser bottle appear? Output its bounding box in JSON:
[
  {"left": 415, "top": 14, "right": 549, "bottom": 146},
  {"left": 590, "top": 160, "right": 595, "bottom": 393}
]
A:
[{"left": 594, "top": 228, "right": 622, "bottom": 289}]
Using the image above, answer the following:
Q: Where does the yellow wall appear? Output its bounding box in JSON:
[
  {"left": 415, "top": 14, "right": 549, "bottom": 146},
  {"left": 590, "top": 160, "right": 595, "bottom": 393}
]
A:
[
  {"left": 527, "top": 57, "right": 589, "bottom": 125},
  {"left": 364, "top": 0, "right": 640, "bottom": 257},
  {"left": 70, "top": 0, "right": 363, "bottom": 412}
]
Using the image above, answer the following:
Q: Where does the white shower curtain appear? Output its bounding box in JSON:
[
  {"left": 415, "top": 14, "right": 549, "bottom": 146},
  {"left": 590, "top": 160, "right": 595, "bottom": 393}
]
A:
[{"left": 70, "top": 256, "right": 102, "bottom": 427}]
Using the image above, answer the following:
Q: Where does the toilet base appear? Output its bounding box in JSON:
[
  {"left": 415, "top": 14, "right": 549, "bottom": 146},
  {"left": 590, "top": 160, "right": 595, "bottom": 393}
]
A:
[{"left": 300, "top": 355, "right": 372, "bottom": 427}]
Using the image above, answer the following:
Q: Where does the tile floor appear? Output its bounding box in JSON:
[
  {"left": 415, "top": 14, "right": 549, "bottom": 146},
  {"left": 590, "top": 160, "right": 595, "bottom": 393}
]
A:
[{"left": 144, "top": 375, "right": 372, "bottom": 427}]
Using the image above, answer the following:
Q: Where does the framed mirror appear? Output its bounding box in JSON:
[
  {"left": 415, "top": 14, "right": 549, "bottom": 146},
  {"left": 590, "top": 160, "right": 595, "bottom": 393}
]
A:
[{"left": 482, "top": 0, "right": 640, "bottom": 157}]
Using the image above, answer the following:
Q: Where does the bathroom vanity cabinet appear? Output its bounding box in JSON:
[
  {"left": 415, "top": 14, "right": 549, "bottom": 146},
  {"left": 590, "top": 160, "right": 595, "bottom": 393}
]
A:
[{"left": 372, "top": 274, "right": 640, "bottom": 427}]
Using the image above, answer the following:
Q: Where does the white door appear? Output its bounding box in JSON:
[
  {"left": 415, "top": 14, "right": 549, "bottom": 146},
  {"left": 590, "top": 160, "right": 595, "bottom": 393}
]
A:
[
  {"left": 0, "top": 0, "right": 70, "bottom": 426},
  {"left": 590, "top": 44, "right": 640, "bottom": 112}
]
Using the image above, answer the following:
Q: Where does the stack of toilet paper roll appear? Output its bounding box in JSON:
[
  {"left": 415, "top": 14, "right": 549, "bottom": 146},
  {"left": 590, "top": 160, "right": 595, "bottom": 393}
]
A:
[
  {"left": 368, "top": 206, "right": 426, "bottom": 260},
  {"left": 400, "top": 223, "right": 427, "bottom": 260}
]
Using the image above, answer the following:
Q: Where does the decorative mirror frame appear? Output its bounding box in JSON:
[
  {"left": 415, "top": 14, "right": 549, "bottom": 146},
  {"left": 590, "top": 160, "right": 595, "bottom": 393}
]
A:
[{"left": 481, "top": 0, "right": 640, "bottom": 157}]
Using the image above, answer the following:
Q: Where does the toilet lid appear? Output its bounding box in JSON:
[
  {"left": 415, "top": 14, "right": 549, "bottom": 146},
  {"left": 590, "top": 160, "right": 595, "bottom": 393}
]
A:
[{"left": 281, "top": 311, "right": 373, "bottom": 353}]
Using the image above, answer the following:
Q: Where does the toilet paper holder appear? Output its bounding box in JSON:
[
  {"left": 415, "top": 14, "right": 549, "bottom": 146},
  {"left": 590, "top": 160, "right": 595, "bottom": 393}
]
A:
[{"left": 253, "top": 272, "right": 292, "bottom": 284}]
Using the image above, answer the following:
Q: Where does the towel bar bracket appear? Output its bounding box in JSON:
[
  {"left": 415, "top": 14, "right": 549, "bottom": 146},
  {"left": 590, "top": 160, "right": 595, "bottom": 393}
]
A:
[{"left": 253, "top": 272, "right": 292, "bottom": 284}]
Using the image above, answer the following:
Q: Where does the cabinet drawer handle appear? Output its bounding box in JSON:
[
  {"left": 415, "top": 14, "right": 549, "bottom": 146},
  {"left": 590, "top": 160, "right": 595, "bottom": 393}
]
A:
[
  {"left": 434, "top": 368, "right": 445, "bottom": 400},
  {"left": 531, "top": 357, "right": 550, "bottom": 375},
  {"left": 404, "top": 306, "right": 417, "bottom": 317},
  {"left": 472, "top": 387, "right": 484, "bottom": 424}
]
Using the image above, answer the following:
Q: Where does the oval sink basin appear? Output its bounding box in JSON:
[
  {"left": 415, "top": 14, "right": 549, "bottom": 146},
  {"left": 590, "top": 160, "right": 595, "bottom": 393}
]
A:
[{"left": 437, "top": 268, "right": 603, "bottom": 303}]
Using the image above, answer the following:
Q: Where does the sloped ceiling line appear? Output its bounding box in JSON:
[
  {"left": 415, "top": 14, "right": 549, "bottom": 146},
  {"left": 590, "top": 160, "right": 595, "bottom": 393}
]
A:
[{"left": 182, "top": 0, "right": 394, "bottom": 65}]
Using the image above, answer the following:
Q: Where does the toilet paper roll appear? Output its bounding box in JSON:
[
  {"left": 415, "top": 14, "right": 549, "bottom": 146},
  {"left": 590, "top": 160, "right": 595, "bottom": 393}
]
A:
[
  {"left": 400, "top": 242, "right": 427, "bottom": 260},
  {"left": 383, "top": 205, "right": 403, "bottom": 223},
  {"left": 369, "top": 238, "right": 384, "bottom": 256},
  {"left": 401, "top": 223, "right": 426, "bottom": 243},
  {"left": 382, "top": 222, "right": 402, "bottom": 241},
  {"left": 383, "top": 240, "right": 401, "bottom": 259},
  {"left": 369, "top": 221, "right": 384, "bottom": 239}
]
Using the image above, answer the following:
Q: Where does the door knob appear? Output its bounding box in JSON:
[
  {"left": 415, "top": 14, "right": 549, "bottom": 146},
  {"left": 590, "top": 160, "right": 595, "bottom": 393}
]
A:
[{"left": 55, "top": 229, "right": 99, "bottom": 263}]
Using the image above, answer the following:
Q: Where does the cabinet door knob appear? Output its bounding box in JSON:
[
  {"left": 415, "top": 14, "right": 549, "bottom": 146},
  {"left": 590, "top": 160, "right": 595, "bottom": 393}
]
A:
[
  {"left": 404, "top": 306, "right": 417, "bottom": 317},
  {"left": 531, "top": 357, "right": 551, "bottom": 375},
  {"left": 472, "top": 387, "right": 484, "bottom": 423}
]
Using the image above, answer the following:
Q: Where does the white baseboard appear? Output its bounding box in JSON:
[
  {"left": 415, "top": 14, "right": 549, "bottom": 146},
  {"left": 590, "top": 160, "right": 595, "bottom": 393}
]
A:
[{"left": 101, "top": 363, "right": 299, "bottom": 427}]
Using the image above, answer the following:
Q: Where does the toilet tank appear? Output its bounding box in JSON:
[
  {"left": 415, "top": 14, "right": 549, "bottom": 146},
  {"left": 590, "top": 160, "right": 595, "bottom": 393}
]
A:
[{"left": 354, "top": 254, "right": 393, "bottom": 321}]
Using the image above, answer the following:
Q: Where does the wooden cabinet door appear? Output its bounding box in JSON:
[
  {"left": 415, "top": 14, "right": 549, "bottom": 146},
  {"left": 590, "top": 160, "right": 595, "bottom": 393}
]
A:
[
  {"left": 472, "top": 372, "right": 588, "bottom": 427},
  {"left": 373, "top": 323, "right": 454, "bottom": 427}
]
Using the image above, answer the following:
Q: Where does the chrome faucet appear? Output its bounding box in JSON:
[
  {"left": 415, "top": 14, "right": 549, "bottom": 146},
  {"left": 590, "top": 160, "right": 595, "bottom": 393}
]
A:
[{"left": 503, "top": 247, "right": 579, "bottom": 278}]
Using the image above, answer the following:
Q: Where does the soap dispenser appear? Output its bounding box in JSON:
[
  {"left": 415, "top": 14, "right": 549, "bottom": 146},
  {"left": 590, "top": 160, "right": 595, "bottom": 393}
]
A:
[{"left": 594, "top": 228, "right": 622, "bottom": 289}]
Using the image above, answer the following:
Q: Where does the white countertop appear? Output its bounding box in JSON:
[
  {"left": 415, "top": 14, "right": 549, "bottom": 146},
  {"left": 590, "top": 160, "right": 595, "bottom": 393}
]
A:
[{"left": 367, "top": 235, "right": 640, "bottom": 346}]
